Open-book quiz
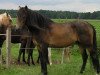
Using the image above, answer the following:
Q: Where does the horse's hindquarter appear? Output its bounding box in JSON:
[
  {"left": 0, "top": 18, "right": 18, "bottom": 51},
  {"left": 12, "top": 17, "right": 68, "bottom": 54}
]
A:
[
  {"left": 74, "top": 21, "right": 94, "bottom": 46},
  {"left": 42, "top": 23, "right": 78, "bottom": 47}
]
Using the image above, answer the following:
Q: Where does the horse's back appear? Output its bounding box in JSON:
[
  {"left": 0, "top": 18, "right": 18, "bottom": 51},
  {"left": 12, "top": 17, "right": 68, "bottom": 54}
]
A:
[
  {"left": 43, "top": 20, "right": 94, "bottom": 47},
  {"left": 43, "top": 23, "right": 78, "bottom": 47}
]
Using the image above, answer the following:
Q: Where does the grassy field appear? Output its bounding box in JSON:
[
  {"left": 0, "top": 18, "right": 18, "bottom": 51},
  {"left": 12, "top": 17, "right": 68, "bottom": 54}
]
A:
[{"left": 0, "top": 19, "right": 100, "bottom": 75}]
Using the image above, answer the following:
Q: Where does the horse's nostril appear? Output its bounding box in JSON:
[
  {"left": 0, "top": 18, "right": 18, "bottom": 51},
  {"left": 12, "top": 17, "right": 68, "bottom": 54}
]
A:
[{"left": 9, "top": 19, "right": 12, "bottom": 22}]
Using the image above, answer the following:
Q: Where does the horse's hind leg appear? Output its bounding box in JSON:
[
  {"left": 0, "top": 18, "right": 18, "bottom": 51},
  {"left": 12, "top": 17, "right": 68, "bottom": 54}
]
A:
[
  {"left": 79, "top": 46, "right": 88, "bottom": 73},
  {"left": 88, "top": 47, "right": 100, "bottom": 74}
]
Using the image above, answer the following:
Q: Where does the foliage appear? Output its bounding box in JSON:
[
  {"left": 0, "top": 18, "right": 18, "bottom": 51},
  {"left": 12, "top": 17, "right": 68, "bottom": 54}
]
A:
[{"left": 0, "top": 9, "right": 100, "bottom": 19}]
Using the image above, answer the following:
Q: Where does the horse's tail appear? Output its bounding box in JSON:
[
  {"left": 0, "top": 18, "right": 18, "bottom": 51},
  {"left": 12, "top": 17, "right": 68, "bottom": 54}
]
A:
[
  {"left": 92, "top": 26, "right": 97, "bottom": 51},
  {"left": 92, "top": 26, "right": 100, "bottom": 73}
]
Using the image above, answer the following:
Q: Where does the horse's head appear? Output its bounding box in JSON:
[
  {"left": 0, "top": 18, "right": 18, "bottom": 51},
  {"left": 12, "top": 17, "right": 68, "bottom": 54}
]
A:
[
  {"left": 17, "top": 6, "right": 53, "bottom": 32},
  {"left": 17, "top": 6, "right": 28, "bottom": 29},
  {"left": 0, "top": 12, "right": 12, "bottom": 27}
]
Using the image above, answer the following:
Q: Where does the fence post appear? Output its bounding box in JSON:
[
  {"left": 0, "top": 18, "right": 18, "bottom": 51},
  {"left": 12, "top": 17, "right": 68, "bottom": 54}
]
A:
[
  {"left": 61, "top": 47, "right": 71, "bottom": 64},
  {"left": 64, "top": 47, "right": 70, "bottom": 62},
  {"left": 61, "top": 48, "right": 64, "bottom": 64},
  {"left": 48, "top": 48, "right": 52, "bottom": 65},
  {"left": 6, "top": 27, "right": 11, "bottom": 68}
]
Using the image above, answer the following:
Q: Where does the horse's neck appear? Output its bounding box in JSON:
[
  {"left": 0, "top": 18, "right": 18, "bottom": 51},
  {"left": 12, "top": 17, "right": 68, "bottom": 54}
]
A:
[
  {"left": 0, "top": 15, "right": 3, "bottom": 19},
  {"left": 0, "top": 16, "right": 3, "bottom": 24}
]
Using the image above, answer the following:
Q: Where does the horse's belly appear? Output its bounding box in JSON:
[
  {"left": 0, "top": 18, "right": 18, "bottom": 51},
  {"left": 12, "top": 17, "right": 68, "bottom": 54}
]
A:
[{"left": 47, "top": 37, "right": 76, "bottom": 48}]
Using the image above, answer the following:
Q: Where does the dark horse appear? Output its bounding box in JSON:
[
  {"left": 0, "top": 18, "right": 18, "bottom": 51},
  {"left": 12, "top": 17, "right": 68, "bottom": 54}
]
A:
[
  {"left": 17, "top": 6, "right": 100, "bottom": 75},
  {"left": 0, "top": 25, "right": 35, "bottom": 65}
]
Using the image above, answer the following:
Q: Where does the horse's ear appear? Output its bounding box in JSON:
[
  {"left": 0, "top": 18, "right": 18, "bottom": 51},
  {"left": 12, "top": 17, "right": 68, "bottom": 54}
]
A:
[
  {"left": 6, "top": 12, "right": 9, "bottom": 16},
  {"left": 25, "top": 6, "right": 28, "bottom": 10},
  {"left": 5, "top": 12, "right": 8, "bottom": 16},
  {"left": 19, "top": 6, "right": 21, "bottom": 9}
]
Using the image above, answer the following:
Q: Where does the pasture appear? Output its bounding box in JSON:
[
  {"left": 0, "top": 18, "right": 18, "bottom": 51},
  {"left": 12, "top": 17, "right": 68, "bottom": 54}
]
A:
[{"left": 0, "top": 19, "right": 100, "bottom": 75}]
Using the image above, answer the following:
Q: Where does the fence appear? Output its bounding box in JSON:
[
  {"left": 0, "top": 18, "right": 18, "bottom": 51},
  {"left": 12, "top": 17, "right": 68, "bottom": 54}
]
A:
[
  {"left": 0, "top": 21, "right": 100, "bottom": 68},
  {"left": 0, "top": 27, "right": 11, "bottom": 68},
  {"left": 0, "top": 28, "right": 70, "bottom": 68},
  {"left": 0, "top": 27, "right": 71, "bottom": 68}
]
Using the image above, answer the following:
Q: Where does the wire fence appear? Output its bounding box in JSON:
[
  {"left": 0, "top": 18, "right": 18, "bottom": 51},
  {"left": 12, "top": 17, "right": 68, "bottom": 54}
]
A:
[
  {"left": 0, "top": 22, "right": 100, "bottom": 67},
  {"left": 0, "top": 28, "right": 100, "bottom": 51}
]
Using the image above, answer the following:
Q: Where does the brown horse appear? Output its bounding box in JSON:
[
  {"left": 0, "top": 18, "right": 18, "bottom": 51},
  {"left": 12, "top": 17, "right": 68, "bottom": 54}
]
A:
[
  {"left": 0, "top": 12, "right": 12, "bottom": 27},
  {"left": 17, "top": 6, "right": 100, "bottom": 75},
  {"left": 0, "top": 12, "right": 43, "bottom": 66},
  {"left": 0, "top": 13, "right": 35, "bottom": 65},
  {"left": 0, "top": 24, "right": 36, "bottom": 65},
  {"left": 0, "top": 12, "right": 12, "bottom": 64}
]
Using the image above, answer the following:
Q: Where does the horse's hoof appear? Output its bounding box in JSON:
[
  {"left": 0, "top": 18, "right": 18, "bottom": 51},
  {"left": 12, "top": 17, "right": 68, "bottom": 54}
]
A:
[
  {"left": 41, "top": 72, "right": 47, "bottom": 75},
  {"left": 3, "top": 60, "right": 6, "bottom": 64},
  {"left": 49, "top": 63, "right": 52, "bottom": 66},
  {"left": 17, "top": 60, "right": 20, "bottom": 62},
  {"left": 27, "top": 62, "right": 30, "bottom": 66},
  {"left": 17, "top": 60, "right": 20, "bottom": 64},
  {"left": 23, "top": 60, "right": 26, "bottom": 64},
  {"left": 37, "top": 61, "right": 39, "bottom": 64},
  {"left": 28, "top": 64, "right": 30, "bottom": 66},
  {"left": 80, "top": 71, "right": 83, "bottom": 74},
  {"left": 96, "top": 74, "right": 98, "bottom": 75}
]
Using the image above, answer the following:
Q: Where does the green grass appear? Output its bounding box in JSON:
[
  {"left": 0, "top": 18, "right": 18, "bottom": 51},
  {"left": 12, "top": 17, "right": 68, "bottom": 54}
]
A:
[{"left": 0, "top": 19, "right": 100, "bottom": 75}]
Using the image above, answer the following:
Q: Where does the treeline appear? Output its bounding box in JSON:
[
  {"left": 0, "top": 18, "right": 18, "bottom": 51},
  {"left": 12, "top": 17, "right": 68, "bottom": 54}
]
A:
[{"left": 0, "top": 9, "right": 100, "bottom": 19}]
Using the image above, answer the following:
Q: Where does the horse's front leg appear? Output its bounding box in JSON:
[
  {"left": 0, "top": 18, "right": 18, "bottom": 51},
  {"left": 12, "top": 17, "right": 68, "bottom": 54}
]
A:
[
  {"left": 27, "top": 42, "right": 35, "bottom": 66},
  {"left": 18, "top": 40, "right": 26, "bottom": 63},
  {"left": 22, "top": 40, "right": 27, "bottom": 63},
  {"left": 27, "top": 49, "right": 35, "bottom": 66},
  {"left": 37, "top": 48, "right": 49, "bottom": 65},
  {"left": 30, "top": 43, "right": 35, "bottom": 65},
  {"left": 27, "top": 51, "right": 30, "bottom": 66},
  {"left": 18, "top": 45, "right": 23, "bottom": 63},
  {"left": 39, "top": 45, "right": 48, "bottom": 75},
  {"left": 30, "top": 49, "right": 35, "bottom": 65}
]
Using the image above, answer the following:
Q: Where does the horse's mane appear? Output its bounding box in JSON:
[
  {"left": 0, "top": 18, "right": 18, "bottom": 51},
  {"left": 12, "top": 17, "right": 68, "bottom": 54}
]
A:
[{"left": 26, "top": 8, "right": 54, "bottom": 29}]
